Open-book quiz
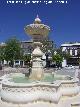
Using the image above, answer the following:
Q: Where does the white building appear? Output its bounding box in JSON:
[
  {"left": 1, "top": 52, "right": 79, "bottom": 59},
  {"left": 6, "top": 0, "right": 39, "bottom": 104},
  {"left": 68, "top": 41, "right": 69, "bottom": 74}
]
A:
[{"left": 61, "top": 42, "right": 80, "bottom": 67}]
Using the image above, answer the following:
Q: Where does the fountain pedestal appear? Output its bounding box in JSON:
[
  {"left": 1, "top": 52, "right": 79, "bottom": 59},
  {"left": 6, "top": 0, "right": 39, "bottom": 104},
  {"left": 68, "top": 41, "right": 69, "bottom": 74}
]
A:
[{"left": 30, "top": 46, "right": 44, "bottom": 80}]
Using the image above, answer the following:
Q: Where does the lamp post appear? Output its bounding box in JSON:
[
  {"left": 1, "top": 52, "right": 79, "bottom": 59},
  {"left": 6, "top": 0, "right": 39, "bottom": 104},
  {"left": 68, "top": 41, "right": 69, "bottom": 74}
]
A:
[{"left": 45, "top": 50, "right": 51, "bottom": 68}]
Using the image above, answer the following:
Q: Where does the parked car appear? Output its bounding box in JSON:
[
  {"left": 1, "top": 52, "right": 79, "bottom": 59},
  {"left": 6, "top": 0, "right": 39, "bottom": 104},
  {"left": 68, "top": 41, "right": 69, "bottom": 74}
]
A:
[{"left": 64, "top": 65, "right": 75, "bottom": 69}]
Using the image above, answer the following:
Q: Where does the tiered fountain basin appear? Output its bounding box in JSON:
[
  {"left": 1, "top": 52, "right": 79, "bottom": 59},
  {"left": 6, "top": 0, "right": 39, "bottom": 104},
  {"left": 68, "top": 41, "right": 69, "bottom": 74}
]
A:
[
  {"left": 0, "top": 73, "right": 79, "bottom": 104},
  {"left": 25, "top": 24, "right": 50, "bottom": 38}
]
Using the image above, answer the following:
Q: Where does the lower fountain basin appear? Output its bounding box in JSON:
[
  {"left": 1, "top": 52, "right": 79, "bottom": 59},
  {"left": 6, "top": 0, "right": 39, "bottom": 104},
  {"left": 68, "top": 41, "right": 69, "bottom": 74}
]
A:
[{"left": 0, "top": 73, "right": 79, "bottom": 104}]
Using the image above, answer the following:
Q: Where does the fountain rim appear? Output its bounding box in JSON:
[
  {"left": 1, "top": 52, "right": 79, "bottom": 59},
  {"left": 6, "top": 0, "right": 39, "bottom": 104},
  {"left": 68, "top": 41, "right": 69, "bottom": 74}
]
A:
[
  {"left": 25, "top": 24, "right": 50, "bottom": 30},
  {"left": 1, "top": 73, "right": 78, "bottom": 87}
]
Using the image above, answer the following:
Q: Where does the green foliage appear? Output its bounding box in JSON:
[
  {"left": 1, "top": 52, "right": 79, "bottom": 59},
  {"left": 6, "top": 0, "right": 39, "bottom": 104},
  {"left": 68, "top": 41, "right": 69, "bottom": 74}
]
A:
[
  {"left": 0, "top": 47, "right": 5, "bottom": 61},
  {"left": 52, "top": 54, "right": 63, "bottom": 64},
  {"left": 23, "top": 54, "right": 31, "bottom": 62},
  {"left": 23, "top": 54, "right": 31, "bottom": 67},
  {"left": 4, "top": 37, "right": 21, "bottom": 65},
  {"left": 41, "top": 40, "right": 54, "bottom": 53},
  {"left": 56, "top": 48, "right": 71, "bottom": 59}
]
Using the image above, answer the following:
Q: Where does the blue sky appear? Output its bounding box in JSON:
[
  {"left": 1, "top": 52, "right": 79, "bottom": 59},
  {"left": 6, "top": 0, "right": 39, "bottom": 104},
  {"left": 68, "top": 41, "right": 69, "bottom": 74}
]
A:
[{"left": 0, "top": 0, "right": 80, "bottom": 47}]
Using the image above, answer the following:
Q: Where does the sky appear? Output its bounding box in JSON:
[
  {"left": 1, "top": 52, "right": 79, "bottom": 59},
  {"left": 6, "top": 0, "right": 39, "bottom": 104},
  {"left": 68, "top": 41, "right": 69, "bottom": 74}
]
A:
[{"left": 0, "top": 0, "right": 80, "bottom": 47}]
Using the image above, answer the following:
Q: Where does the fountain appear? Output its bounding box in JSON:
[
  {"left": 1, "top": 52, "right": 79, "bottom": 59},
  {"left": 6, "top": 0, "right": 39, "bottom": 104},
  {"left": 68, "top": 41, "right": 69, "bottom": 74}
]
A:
[
  {"left": 30, "top": 46, "right": 44, "bottom": 80},
  {"left": 0, "top": 15, "right": 80, "bottom": 105}
]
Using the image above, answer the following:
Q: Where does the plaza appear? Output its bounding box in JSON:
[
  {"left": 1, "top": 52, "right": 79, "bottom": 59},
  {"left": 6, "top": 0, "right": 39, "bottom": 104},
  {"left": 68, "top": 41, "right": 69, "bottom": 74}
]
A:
[{"left": 0, "top": 15, "right": 80, "bottom": 107}]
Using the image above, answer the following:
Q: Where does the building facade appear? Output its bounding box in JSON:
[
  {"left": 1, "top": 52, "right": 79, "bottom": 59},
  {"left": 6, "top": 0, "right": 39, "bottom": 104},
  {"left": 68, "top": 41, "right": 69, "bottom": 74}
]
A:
[{"left": 61, "top": 42, "right": 80, "bottom": 66}]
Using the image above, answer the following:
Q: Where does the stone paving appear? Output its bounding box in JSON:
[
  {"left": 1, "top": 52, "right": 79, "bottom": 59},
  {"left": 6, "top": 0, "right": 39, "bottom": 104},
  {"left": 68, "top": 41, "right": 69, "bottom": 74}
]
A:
[
  {"left": 0, "top": 67, "right": 29, "bottom": 77},
  {"left": 56, "top": 68, "right": 76, "bottom": 77}
]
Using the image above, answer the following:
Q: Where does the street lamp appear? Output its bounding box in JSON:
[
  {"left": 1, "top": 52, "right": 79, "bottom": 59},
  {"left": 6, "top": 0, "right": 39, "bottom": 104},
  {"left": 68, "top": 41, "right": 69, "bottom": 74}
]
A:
[{"left": 45, "top": 50, "right": 51, "bottom": 67}]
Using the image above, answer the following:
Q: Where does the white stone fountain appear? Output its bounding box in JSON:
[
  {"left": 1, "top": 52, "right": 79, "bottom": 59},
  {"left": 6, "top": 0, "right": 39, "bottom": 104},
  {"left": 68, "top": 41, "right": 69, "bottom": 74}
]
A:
[
  {"left": 24, "top": 14, "right": 50, "bottom": 81},
  {"left": 0, "top": 15, "right": 80, "bottom": 106}
]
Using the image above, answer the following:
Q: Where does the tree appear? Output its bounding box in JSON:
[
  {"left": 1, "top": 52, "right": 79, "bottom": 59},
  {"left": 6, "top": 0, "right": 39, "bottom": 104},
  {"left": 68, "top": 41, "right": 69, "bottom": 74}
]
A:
[
  {"left": 23, "top": 54, "right": 31, "bottom": 67},
  {"left": 56, "top": 48, "right": 71, "bottom": 60},
  {"left": 41, "top": 40, "right": 56, "bottom": 67},
  {"left": 52, "top": 54, "right": 63, "bottom": 66},
  {"left": 41, "top": 40, "right": 55, "bottom": 54},
  {"left": 4, "top": 37, "right": 21, "bottom": 67},
  {"left": 52, "top": 47, "right": 71, "bottom": 68},
  {"left": 0, "top": 47, "right": 5, "bottom": 64}
]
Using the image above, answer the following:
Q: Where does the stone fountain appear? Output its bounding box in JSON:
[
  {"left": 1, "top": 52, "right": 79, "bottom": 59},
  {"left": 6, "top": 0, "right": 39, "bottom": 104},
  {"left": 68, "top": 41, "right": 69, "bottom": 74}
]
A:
[
  {"left": 0, "top": 15, "right": 80, "bottom": 105},
  {"left": 24, "top": 14, "right": 50, "bottom": 81}
]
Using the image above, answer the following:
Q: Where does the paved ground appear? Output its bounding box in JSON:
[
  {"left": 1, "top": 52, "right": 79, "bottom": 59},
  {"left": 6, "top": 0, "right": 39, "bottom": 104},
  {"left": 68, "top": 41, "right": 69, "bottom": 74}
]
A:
[
  {"left": 0, "top": 67, "right": 80, "bottom": 78},
  {"left": 56, "top": 69, "right": 75, "bottom": 77},
  {"left": 0, "top": 67, "right": 30, "bottom": 77}
]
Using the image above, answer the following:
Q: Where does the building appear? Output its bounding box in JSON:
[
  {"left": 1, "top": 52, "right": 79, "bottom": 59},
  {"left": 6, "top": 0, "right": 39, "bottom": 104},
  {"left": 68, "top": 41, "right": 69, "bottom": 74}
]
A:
[
  {"left": 21, "top": 40, "right": 53, "bottom": 54},
  {"left": 61, "top": 42, "right": 80, "bottom": 66},
  {"left": 21, "top": 40, "right": 33, "bottom": 55}
]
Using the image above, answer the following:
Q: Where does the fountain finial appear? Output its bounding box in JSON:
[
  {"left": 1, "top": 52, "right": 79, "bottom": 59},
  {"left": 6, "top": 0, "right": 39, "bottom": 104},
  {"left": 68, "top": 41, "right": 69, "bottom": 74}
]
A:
[
  {"left": 34, "top": 14, "right": 41, "bottom": 24},
  {"left": 37, "top": 14, "right": 39, "bottom": 18}
]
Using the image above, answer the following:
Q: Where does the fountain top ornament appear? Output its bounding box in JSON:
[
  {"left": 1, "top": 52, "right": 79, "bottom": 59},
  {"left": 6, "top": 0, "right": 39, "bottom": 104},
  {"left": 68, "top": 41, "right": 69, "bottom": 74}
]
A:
[
  {"left": 34, "top": 14, "right": 41, "bottom": 24},
  {"left": 24, "top": 15, "right": 50, "bottom": 40}
]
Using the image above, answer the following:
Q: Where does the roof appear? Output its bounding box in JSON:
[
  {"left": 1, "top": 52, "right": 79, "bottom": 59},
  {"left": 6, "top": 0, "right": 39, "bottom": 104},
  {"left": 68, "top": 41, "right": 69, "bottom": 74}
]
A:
[
  {"left": 0, "top": 42, "right": 6, "bottom": 47},
  {"left": 61, "top": 42, "right": 80, "bottom": 47},
  {"left": 21, "top": 40, "right": 33, "bottom": 43}
]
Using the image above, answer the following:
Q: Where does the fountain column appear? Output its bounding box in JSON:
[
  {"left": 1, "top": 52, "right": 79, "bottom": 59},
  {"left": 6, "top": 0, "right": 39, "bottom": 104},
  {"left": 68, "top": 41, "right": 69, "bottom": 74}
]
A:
[
  {"left": 24, "top": 15, "right": 50, "bottom": 80},
  {"left": 30, "top": 46, "right": 44, "bottom": 80}
]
